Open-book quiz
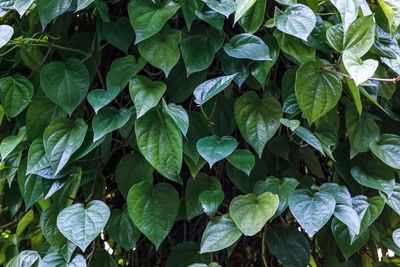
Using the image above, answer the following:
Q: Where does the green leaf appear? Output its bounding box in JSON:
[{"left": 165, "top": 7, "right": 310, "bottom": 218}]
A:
[
  {"left": 40, "top": 58, "right": 90, "bottom": 115},
  {"left": 253, "top": 177, "right": 299, "bottom": 218},
  {"left": 377, "top": 0, "right": 400, "bottom": 37},
  {"left": 203, "top": 0, "right": 237, "bottom": 18},
  {"left": 106, "top": 55, "right": 146, "bottom": 90},
  {"left": 343, "top": 15, "right": 375, "bottom": 57},
  {"left": 127, "top": 182, "right": 179, "bottom": 249},
  {"left": 274, "top": 4, "right": 316, "bottom": 41},
  {"left": 43, "top": 118, "right": 88, "bottom": 175},
  {"left": 199, "top": 190, "right": 224, "bottom": 216},
  {"left": 76, "top": 0, "right": 95, "bottom": 11},
  {"left": 234, "top": 0, "right": 257, "bottom": 23},
  {"left": 294, "top": 126, "right": 325, "bottom": 155},
  {"left": 229, "top": 192, "right": 279, "bottom": 236},
  {"left": 343, "top": 51, "right": 378, "bottom": 85},
  {"left": 129, "top": 75, "right": 166, "bottom": 118},
  {"left": 41, "top": 204, "right": 68, "bottom": 248},
  {"left": 273, "top": 30, "right": 316, "bottom": 64},
  {"left": 289, "top": 189, "right": 336, "bottom": 237},
  {"left": 226, "top": 149, "right": 255, "bottom": 176},
  {"left": 280, "top": 118, "right": 300, "bottom": 131},
  {"left": 166, "top": 241, "right": 209, "bottom": 267},
  {"left": 333, "top": 204, "right": 361, "bottom": 234},
  {"left": 138, "top": 27, "right": 181, "bottom": 77},
  {"left": 331, "top": 218, "right": 369, "bottom": 260},
  {"left": 16, "top": 209, "right": 34, "bottom": 237},
  {"left": 295, "top": 61, "right": 342, "bottom": 124},
  {"left": 331, "top": 0, "right": 363, "bottom": 32},
  {"left": 197, "top": 135, "right": 237, "bottom": 167},
  {"left": 195, "top": 10, "right": 225, "bottom": 30},
  {"left": 350, "top": 155, "right": 395, "bottom": 195},
  {"left": 320, "top": 183, "right": 352, "bottom": 206},
  {"left": 26, "top": 96, "right": 67, "bottom": 141},
  {"left": 0, "top": 25, "right": 13, "bottom": 48},
  {"left": 370, "top": 134, "right": 400, "bottom": 169},
  {"left": 105, "top": 208, "right": 140, "bottom": 250},
  {"left": 6, "top": 250, "right": 40, "bottom": 267},
  {"left": 37, "top": 0, "right": 72, "bottom": 28},
  {"left": 87, "top": 86, "right": 120, "bottom": 114},
  {"left": 266, "top": 225, "right": 310, "bottom": 267},
  {"left": 178, "top": 0, "right": 205, "bottom": 31},
  {"left": 185, "top": 173, "right": 221, "bottom": 219},
  {"left": 239, "top": 0, "right": 267, "bottom": 34},
  {"left": 200, "top": 214, "right": 242, "bottom": 253},
  {"left": 180, "top": 25, "right": 224, "bottom": 75},
  {"left": 92, "top": 107, "right": 131, "bottom": 142},
  {"left": 224, "top": 34, "right": 271, "bottom": 61},
  {"left": 326, "top": 24, "right": 344, "bottom": 52},
  {"left": 0, "top": 128, "right": 25, "bottom": 160},
  {"left": 234, "top": 91, "right": 282, "bottom": 157},
  {"left": 103, "top": 17, "right": 134, "bottom": 53},
  {"left": 381, "top": 184, "right": 400, "bottom": 216},
  {"left": 27, "top": 139, "right": 50, "bottom": 174},
  {"left": 18, "top": 160, "right": 43, "bottom": 209},
  {"left": 115, "top": 153, "right": 153, "bottom": 199},
  {"left": 345, "top": 105, "right": 379, "bottom": 158},
  {"left": 393, "top": 228, "right": 400, "bottom": 248},
  {"left": 57, "top": 200, "right": 110, "bottom": 251},
  {"left": 128, "top": 0, "right": 180, "bottom": 43},
  {"left": 89, "top": 249, "right": 118, "bottom": 267},
  {"left": 39, "top": 253, "right": 86, "bottom": 267},
  {"left": 193, "top": 74, "right": 236, "bottom": 105},
  {"left": 0, "top": 74, "right": 33, "bottom": 119},
  {"left": 135, "top": 105, "right": 183, "bottom": 183},
  {"left": 162, "top": 100, "right": 189, "bottom": 136}
]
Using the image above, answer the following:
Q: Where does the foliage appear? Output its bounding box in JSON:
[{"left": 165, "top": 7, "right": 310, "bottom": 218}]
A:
[{"left": 0, "top": 0, "right": 400, "bottom": 266}]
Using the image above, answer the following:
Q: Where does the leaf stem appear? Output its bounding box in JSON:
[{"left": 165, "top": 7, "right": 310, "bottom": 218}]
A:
[
  {"left": 262, "top": 228, "right": 268, "bottom": 267},
  {"left": 322, "top": 66, "right": 400, "bottom": 83}
]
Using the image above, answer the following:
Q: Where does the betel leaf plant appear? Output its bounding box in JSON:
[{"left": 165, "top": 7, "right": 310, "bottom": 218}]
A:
[{"left": 1, "top": 0, "right": 400, "bottom": 266}]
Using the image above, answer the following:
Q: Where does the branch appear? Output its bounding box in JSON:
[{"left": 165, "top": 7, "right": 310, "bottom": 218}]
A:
[{"left": 322, "top": 66, "right": 400, "bottom": 83}]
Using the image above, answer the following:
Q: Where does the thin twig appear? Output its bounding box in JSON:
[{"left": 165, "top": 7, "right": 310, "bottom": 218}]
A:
[{"left": 322, "top": 66, "right": 400, "bottom": 83}]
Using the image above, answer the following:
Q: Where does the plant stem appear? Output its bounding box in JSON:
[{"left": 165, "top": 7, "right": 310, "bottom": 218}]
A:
[
  {"left": 322, "top": 66, "right": 400, "bottom": 83},
  {"left": 262, "top": 228, "right": 268, "bottom": 267}
]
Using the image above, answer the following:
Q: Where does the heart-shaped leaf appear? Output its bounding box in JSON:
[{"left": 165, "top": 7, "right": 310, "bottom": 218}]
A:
[
  {"left": 185, "top": 173, "right": 221, "bottom": 219},
  {"left": 330, "top": 0, "right": 363, "bottom": 32},
  {"left": 343, "top": 52, "right": 378, "bottom": 85},
  {"left": 6, "top": 250, "right": 40, "bottom": 267},
  {"left": 178, "top": 0, "right": 205, "bottom": 31},
  {"left": 129, "top": 75, "right": 166, "bottom": 118},
  {"left": 0, "top": 24, "right": 14, "bottom": 48},
  {"left": 106, "top": 55, "right": 146, "bottom": 90},
  {"left": 138, "top": 27, "right": 181, "bottom": 77},
  {"left": 200, "top": 214, "right": 242, "bottom": 253},
  {"left": 103, "top": 17, "right": 134, "bottom": 53},
  {"left": 128, "top": 0, "right": 180, "bottom": 43},
  {"left": 234, "top": 91, "right": 282, "bottom": 157},
  {"left": 180, "top": 25, "right": 224, "bottom": 76},
  {"left": 274, "top": 4, "right": 316, "bottom": 41},
  {"left": 196, "top": 135, "right": 238, "bottom": 168},
  {"left": 199, "top": 190, "right": 224, "bottom": 216},
  {"left": 87, "top": 86, "right": 120, "bottom": 113},
  {"left": 295, "top": 61, "right": 342, "bottom": 124},
  {"left": 229, "top": 192, "right": 279, "bottom": 236},
  {"left": 289, "top": 189, "right": 336, "bottom": 237},
  {"left": 370, "top": 133, "right": 400, "bottom": 169},
  {"left": 40, "top": 58, "right": 90, "bottom": 115},
  {"left": 0, "top": 128, "right": 25, "bottom": 161},
  {"left": 39, "top": 253, "right": 86, "bottom": 267},
  {"left": 224, "top": 34, "right": 271, "bottom": 61},
  {"left": 127, "top": 182, "right": 179, "bottom": 249},
  {"left": 92, "top": 107, "right": 131, "bottom": 142},
  {"left": 203, "top": 0, "right": 237, "bottom": 18},
  {"left": 226, "top": 149, "right": 255, "bottom": 176},
  {"left": 333, "top": 204, "right": 361, "bottom": 234},
  {"left": 135, "top": 105, "right": 183, "bottom": 183},
  {"left": 43, "top": 118, "right": 88, "bottom": 175},
  {"left": 57, "top": 200, "right": 110, "bottom": 251},
  {"left": 193, "top": 74, "right": 237, "bottom": 105},
  {"left": 0, "top": 74, "right": 33, "bottom": 119}
]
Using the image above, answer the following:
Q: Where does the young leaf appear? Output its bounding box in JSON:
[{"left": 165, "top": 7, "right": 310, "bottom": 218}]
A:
[
  {"left": 92, "top": 107, "right": 131, "bottom": 142},
  {"left": 0, "top": 24, "right": 13, "bottom": 48},
  {"left": 234, "top": 0, "right": 257, "bottom": 24},
  {"left": 200, "top": 214, "right": 242, "bottom": 253},
  {"left": 127, "top": 182, "right": 179, "bottom": 249},
  {"left": 196, "top": 135, "right": 238, "bottom": 167},
  {"left": 229, "top": 192, "right": 279, "bottom": 236},
  {"left": 330, "top": 0, "right": 363, "bottom": 32},
  {"left": 274, "top": 4, "right": 316, "bottom": 41},
  {"left": 199, "top": 190, "right": 224, "bottom": 216},
  {"left": 234, "top": 91, "right": 282, "bottom": 157},
  {"left": 129, "top": 75, "right": 166, "bottom": 118},
  {"left": 289, "top": 189, "right": 336, "bottom": 237},
  {"left": 57, "top": 200, "right": 110, "bottom": 252},
  {"left": 193, "top": 74, "right": 237, "bottom": 105}
]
